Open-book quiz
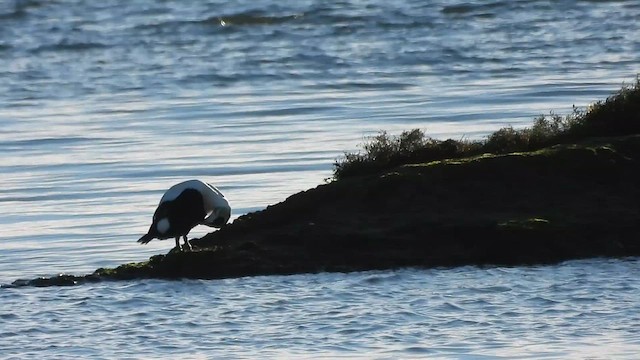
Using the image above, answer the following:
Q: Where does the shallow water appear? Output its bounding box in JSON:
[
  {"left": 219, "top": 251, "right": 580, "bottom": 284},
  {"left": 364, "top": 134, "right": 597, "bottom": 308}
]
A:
[
  {"left": 2, "top": 259, "right": 640, "bottom": 359},
  {"left": 1, "top": 0, "right": 640, "bottom": 357}
]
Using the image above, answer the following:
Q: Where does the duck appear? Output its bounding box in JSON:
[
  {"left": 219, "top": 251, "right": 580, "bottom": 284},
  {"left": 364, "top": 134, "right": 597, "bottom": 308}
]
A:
[{"left": 138, "top": 179, "right": 231, "bottom": 251}]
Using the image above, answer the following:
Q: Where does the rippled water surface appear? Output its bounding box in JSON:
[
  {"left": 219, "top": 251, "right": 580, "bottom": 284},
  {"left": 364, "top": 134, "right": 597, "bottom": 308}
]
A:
[
  {"left": 1, "top": 0, "right": 640, "bottom": 357},
  {"left": 2, "top": 259, "right": 640, "bottom": 359}
]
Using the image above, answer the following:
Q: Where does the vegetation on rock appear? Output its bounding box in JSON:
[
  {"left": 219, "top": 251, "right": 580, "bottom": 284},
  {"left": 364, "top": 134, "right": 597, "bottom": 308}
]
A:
[{"left": 333, "top": 77, "right": 640, "bottom": 180}]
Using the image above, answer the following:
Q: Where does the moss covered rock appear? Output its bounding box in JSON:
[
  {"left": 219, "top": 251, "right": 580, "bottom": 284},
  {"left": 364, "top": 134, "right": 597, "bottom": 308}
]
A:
[{"left": 7, "top": 135, "right": 638, "bottom": 288}]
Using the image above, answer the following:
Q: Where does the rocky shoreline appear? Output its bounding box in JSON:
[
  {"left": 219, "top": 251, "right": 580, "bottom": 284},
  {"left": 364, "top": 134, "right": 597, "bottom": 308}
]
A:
[{"left": 6, "top": 134, "right": 640, "bottom": 288}]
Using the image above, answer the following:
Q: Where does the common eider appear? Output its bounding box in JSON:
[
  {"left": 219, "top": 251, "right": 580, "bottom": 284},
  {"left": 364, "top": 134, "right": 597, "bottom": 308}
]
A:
[{"left": 138, "top": 179, "right": 231, "bottom": 251}]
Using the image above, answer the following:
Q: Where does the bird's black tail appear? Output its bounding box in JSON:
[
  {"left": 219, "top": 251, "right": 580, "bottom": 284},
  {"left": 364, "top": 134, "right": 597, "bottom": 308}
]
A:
[{"left": 137, "top": 233, "right": 154, "bottom": 244}]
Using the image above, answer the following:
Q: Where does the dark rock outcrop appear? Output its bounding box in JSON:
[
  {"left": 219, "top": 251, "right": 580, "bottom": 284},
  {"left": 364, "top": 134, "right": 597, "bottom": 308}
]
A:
[{"left": 5, "top": 135, "right": 640, "bottom": 288}]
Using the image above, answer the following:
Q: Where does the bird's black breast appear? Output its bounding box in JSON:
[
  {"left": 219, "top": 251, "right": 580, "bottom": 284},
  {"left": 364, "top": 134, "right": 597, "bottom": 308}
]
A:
[{"left": 153, "top": 188, "right": 206, "bottom": 237}]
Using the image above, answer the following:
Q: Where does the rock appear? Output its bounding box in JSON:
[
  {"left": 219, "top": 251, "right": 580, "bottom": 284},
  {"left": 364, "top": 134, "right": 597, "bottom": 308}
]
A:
[{"left": 5, "top": 135, "right": 640, "bottom": 288}]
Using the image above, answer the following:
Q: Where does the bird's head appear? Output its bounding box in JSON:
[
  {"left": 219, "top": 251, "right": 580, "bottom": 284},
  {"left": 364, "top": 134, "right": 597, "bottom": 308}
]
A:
[{"left": 203, "top": 206, "right": 231, "bottom": 228}]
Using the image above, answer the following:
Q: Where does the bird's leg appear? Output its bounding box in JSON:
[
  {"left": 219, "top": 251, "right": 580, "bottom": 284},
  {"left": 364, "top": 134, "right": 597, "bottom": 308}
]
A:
[
  {"left": 175, "top": 237, "right": 181, "bottom": 251},
  {"left": 182, "top": 235, "right": 193, "bottom": 252}
]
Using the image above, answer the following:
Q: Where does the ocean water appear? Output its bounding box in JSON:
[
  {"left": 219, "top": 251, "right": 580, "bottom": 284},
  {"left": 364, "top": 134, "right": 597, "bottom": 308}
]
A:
[
  {"left": 2, "top": 260, "right": 640, "bottom": 359},
  {"left": 1, "top": 0, "right": 639, "bottom": 358}
]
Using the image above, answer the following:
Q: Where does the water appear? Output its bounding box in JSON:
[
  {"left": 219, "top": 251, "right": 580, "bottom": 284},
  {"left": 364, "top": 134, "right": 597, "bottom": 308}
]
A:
[
  {"left": 2, "top": 260, "right": 640, "bottom": 359},
  {"left": 1, "top": 0, "right": 639, "bottom": 357}
]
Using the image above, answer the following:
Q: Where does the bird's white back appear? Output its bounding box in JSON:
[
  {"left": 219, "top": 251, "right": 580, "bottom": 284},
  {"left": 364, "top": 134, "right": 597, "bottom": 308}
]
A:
[{"left": 159, "top": 179, "right": 230, "bottom": 217}]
